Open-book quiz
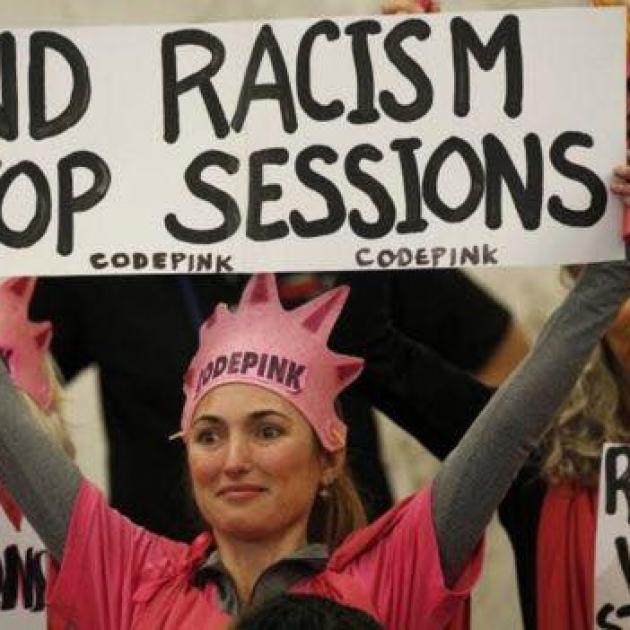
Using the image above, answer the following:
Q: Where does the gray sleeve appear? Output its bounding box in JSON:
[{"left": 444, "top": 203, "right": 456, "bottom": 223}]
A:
[
  {"left": 432, "top": 262, "right": 630, "bottom": 587},
  {"left": 0, "top": 362, "right": 82, "bottom": 562}
]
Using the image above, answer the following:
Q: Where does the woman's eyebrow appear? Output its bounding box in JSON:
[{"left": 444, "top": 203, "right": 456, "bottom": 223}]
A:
[
  {"left": 191, "top": 414, "right": 223, "bottom": 428},
  {"left": 249, "top": 409, "right": 291, "bottom": 422}
]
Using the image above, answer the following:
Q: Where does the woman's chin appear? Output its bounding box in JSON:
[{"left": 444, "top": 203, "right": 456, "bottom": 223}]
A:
[
  {"left": 208, "top": 508, "right": 277, "bottom": 540},
  {"left": 213, "top": 520, "right": 275, "bottom": 542}
]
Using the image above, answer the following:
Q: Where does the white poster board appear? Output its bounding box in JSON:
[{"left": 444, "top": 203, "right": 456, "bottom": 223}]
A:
[
  {"left": 595, "top": 443, "right": 630, "bottom": 629},
  {"left": 0, "top": 7, "right": 625, "bottom": 276},
  {"left": 0, "top": 508, "right": 48, "bottom": 630}
]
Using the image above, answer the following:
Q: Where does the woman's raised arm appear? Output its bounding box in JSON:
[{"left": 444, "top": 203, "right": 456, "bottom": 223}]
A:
[
  {"left": 0, "top": 362, "right": 82, "bottom": 561},
  {"left": 432, "top": 261, "right": 630, "bottom": 586}
]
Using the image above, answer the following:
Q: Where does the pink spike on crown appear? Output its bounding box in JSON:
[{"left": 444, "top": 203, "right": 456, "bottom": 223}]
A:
[
  {"left": 180, "top": 274, "right": 364, "bottom": 451},
  {"left": 0, "top": 277, "right": 54, "bottom": 413}
]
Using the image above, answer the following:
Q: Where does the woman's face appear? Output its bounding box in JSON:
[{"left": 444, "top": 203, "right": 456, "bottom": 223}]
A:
[{"left": 186, "top": 383, "right": 338, "bottom": 543}]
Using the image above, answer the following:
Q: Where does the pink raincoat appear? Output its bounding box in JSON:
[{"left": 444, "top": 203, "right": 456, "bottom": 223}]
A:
[{"left": 47, "top": 480, "right": 483, "bottom": 629}]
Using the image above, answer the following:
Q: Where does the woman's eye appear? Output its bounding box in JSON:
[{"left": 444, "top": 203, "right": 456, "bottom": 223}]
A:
[
  {"left": 258, "top": 424, "right": 283, "bottom": 440},
  {"left": 195, "top": 429, "right": 220, "bottom": 445}
]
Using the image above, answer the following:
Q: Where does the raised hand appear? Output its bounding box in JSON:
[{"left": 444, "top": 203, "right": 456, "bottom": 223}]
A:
[
  {"left": 611, "top": 151, "right": 630, "bottom": 208},
  {"left": 381, "top": 0, "right": 440, "bottom": 16}
]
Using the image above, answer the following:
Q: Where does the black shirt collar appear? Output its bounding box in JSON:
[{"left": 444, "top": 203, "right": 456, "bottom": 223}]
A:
[{"left": 193, "top": 543, "right": 329, "bottom": 615}]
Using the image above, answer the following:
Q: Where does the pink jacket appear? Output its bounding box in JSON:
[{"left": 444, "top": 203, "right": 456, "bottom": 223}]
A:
[{"left": 47, "top": 480, "right": 483, "bottom": 629}]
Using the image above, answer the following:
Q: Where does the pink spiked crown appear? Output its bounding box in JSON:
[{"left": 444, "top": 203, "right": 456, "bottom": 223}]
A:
[
  {"left": 179, "top": 274, "right": 364, "bottom": 451},
  {"left": 0, "top": 277, "right": 54, "bottom": 413}
]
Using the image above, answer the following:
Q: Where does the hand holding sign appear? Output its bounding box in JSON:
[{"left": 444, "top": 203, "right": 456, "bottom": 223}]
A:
[
  {"left": 381, "top": 0, "right": 440, "bottom": 14},
  {"left": 610, "top": 154, "right": 630, "bottom": 245},
  {"left": 611, "top": 157, "right": 630, "bottom": 208}
]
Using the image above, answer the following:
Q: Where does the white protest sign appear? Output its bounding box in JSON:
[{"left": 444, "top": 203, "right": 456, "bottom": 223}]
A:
[
  {"left": 0, "top": 7, "right": 625, "bottom": 276},
  {"left": 0, "top": 505, "right": 48, "bottom": 630},
  {"left": 595, "top": 443, "right": 630, "bottom": 629}
]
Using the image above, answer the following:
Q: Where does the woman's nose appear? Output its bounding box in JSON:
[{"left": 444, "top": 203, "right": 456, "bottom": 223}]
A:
[{"left": 222, "top": 435, "right": 252, "bottom": 477}]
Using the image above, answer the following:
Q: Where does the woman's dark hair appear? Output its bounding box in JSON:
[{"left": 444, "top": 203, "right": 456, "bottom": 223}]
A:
[
  {"left": 307, "top": 465, "right": 367, "bottom": 551},
  {"left": 307, "top": 399, "right": 367, "bottom": 550},
  {"left": 232, "top": 594, "right": 383, "bottom": 630}
]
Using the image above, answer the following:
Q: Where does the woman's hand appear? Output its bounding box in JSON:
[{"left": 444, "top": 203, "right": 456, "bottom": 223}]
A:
[{"left": 381, "top": 0, "right": 440, "bottom": 15}]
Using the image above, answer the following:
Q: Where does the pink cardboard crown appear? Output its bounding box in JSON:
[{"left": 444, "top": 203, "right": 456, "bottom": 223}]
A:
[
  {"left": 180, "top": 274, "right": 364, "bottom": 451},
  {"left": 0, "top": 277, "right": 53, "bottom": 413}
]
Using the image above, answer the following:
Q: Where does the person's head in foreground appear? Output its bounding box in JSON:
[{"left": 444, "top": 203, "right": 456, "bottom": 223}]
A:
[
  {"left": 231, "top": 594, "right": 384, "bottom": 630},
  {"left": 175, "top": 273, "right": 367, "bottom": 552},
  {"left": 0, "top": 276, "right": 74, "bottom": 527}
]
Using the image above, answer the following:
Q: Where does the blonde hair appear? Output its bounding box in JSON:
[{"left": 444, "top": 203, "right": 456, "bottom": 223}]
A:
[
  {"left": 19, "top": 357, "right": 76, "bottom": 460},
  {"left": 539, "top": 344, "right": 630, "bottom": 487}
]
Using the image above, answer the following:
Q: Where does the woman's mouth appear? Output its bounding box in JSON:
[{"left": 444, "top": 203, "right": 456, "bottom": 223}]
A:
[{"left": 217, "top": 484, "right": 266, "bottom": 501}]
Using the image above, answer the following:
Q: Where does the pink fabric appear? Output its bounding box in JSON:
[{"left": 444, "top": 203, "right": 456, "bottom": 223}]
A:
[
  {"left": 47, "top": 480, "right": 483, "bottom": 630},
  {"left": 47, "top": 560, "right": 67, "bottom": 630},
  {"left": 537, "top": 484, "right": 597, "bottom": 630},
  {"left": 326, "top": 493, "right": 481, "bottom": 629},
  {"left": 0, "top": 277, "right": 54, "bottom": 412}
]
